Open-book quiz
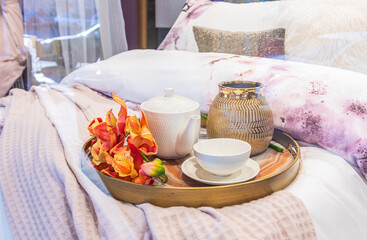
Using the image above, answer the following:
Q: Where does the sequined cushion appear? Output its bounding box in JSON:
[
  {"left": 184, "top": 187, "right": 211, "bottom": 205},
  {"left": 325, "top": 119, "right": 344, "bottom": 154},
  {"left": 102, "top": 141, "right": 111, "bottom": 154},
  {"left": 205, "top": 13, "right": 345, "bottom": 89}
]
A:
[{"left": 193, "top": 26, "right": 285, "bottom": 57}]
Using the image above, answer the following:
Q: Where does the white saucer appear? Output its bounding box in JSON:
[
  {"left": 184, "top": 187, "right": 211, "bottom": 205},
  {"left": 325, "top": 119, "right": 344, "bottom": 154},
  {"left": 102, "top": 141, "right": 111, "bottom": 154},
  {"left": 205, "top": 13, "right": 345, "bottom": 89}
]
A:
[{"left": 181, "top": 156, "right": 260, "bottom": 185}]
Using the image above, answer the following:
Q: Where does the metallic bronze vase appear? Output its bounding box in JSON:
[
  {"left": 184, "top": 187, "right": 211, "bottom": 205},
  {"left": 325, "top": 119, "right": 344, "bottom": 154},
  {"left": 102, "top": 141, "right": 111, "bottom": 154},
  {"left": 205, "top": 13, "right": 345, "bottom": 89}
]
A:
[{"left": 207, "top": 81, "right": 274, "bottom": 156}]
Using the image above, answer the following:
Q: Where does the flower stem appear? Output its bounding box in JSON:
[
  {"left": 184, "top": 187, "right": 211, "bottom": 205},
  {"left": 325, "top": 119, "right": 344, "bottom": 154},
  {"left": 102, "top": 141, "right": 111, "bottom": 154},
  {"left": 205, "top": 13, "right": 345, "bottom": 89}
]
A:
[
  {"left": 158, "top": 173, "right": 168, "bottom": 184},
  {"left": 141, "top": 152, "right": 150, "bottom": 162}
]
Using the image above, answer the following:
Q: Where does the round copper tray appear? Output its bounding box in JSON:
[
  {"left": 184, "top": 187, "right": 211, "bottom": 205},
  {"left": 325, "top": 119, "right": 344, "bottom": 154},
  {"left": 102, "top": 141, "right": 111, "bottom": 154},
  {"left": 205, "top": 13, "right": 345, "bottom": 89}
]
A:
[{"left": 81, "top": 129, "right": 300, "bottom": 208}]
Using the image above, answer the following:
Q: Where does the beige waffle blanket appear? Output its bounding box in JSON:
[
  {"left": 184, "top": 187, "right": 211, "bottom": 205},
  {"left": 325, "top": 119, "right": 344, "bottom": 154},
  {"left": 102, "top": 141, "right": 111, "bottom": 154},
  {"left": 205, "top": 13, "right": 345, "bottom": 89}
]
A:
[{"left": 0, "top": 84, "right": 316, "bottom": 240}]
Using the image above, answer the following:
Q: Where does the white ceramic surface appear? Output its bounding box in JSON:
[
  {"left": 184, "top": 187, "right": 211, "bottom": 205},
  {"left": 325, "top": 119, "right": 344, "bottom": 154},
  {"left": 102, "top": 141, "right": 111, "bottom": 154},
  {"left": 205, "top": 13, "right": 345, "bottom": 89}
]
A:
[
  {"left": 193, "top": 138, "right": 251, "bottom": 176},
  {"left": 141, "top": 88, "right": 201, "bottom": 159},
  {"left": 141, "top": 88, "right": 199, "bottom": 114},
  {"left": 181, "top": 156, "right": 259, "bottom": 185}
]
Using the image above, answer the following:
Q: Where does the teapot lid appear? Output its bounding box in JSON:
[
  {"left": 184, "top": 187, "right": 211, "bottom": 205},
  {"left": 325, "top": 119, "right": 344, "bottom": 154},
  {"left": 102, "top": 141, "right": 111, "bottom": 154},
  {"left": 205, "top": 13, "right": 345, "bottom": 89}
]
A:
[{"left": 141, "top": 88, "right": 199, "bottom": 114}]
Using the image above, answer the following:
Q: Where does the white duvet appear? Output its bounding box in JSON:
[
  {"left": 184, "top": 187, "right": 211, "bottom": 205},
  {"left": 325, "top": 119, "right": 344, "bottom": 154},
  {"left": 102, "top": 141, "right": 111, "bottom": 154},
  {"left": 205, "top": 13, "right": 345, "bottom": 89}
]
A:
[{"left": 287, "top": 146, "right": 367, "bottom": 239}]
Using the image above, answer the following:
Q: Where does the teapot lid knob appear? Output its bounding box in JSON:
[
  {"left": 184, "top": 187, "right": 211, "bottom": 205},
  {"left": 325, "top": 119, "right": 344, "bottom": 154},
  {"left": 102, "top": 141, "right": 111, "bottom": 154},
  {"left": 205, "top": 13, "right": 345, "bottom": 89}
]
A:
[{"left": 164, "top": 88, "right": 174, "bottom": 97}]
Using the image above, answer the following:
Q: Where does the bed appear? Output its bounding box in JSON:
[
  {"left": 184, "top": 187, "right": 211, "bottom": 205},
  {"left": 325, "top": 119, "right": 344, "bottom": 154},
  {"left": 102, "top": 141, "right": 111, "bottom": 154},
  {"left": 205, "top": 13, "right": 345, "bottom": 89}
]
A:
[{"left": 1, "top": 0, "right": 367, "bottom": 239}]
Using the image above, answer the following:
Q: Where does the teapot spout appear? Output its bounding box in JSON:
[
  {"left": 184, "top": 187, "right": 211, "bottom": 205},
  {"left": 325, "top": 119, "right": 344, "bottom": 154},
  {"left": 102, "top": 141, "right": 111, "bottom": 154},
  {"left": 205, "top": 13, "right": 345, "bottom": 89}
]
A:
[{"left": 175, "top": 115, "right": 201, "bottom": 156}]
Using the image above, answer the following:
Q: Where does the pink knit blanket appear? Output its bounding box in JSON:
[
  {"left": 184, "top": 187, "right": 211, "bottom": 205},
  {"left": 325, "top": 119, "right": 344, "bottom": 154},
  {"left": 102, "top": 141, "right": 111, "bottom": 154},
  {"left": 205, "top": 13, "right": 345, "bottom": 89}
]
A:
[{"left": 0, "top": 85, "right": 316, "bottom": 239}]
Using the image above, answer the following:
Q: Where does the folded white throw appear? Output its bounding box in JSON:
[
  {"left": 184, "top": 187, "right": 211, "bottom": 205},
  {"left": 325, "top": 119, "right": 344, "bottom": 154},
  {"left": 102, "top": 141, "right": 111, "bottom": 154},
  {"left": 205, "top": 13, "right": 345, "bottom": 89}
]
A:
[{"left": 0, "top": 84, "right": 316, "bottom": 239}]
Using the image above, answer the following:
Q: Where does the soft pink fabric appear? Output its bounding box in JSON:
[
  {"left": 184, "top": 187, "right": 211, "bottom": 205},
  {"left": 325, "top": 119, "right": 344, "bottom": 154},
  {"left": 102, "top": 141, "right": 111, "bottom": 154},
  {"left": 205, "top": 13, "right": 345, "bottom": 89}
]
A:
[
  {"left": 0, "top": 0, "right": 26, "bottom": 97},
  {"left": 0, "top": 84, "right": 317, "bottom": 239},
  {"left": 139, "top": 191, "right": 317, "bottom": 240}
]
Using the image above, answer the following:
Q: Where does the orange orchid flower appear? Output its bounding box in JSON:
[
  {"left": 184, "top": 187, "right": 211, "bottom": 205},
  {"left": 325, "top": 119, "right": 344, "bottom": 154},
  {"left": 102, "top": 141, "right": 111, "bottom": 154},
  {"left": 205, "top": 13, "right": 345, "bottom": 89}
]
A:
[
  {"left": 125, "top": 115, "right": 141, "bottom": 138},
  {"left": 89, "top": 116, "right": 118, "bottom": 152},
  {"left": 106, "top": 109, "right": 117, "bottom": 131},
  {"left": 106, "top": 109, "right": 125, "bottom": 136},
  {"left": 125, "top": 106, "right": 158, "bottom": 155},
  {"left": 88, "top": 117, "right": 103, "bottom": 136},
  {"left": 116, "top": 114, "right": 127, "bottom": 136},
  {"left": 90, "top": 139, "right": 101, "bottom": 160},
  {"left": 88, "top": 92, "right": 167, "bottom": 185},
  {"left": 111, "top": 92, "right": 127, "bottom": 119},
  {"left": 101, "top": 166, "right": 132, "bottom": 182},
  {"left": 112, "top": 151, "right": 138, "bottom": 178},
  {"left": 128, "top": 142, "right": 144, "bottom": 172},
  {"left": 109, "top": 141, "right": 127, "bottom": 156},
  {"left": 132, "top": 174, "right": 154, "bottom": 185},
  {"left": 91, "top": 139, "right": 113, "bottom": 166},
  {"left": 111, "top": 93, "right": 127, "bottom": 136},
  {"left": 91, "top": 122, "right": 109, "bottom": 142}
]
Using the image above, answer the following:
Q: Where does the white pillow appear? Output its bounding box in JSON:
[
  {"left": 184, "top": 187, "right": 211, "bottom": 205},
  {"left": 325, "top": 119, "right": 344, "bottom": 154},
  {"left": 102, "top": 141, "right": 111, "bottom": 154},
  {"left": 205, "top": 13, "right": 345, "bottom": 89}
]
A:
[
  {"left": 158, "top": 0, "right": 282, "bottom": 52},
  {"left": 279, "top": 0, "right": 367, "bottom": 74}
]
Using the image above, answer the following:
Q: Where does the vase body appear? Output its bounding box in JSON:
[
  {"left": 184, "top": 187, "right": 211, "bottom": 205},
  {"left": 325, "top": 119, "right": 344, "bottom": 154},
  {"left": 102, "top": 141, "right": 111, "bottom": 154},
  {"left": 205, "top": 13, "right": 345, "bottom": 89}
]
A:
[{"left": 207, "top": 81, "right": 274, "bottom": 156}]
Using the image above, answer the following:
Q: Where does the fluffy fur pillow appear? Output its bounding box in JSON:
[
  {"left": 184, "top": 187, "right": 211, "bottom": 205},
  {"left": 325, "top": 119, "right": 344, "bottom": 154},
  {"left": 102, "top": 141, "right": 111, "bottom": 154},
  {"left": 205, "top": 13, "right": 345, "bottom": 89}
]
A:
[{"left": 279, "top": 0, "right": 367, "bottom": 74}]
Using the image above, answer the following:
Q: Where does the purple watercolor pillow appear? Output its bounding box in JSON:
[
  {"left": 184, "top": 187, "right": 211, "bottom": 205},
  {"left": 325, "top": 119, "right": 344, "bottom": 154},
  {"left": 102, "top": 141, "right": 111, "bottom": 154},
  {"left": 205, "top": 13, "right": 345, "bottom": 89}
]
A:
[{"left": 204, "top": 55, "right": 367, "bottom": 178}]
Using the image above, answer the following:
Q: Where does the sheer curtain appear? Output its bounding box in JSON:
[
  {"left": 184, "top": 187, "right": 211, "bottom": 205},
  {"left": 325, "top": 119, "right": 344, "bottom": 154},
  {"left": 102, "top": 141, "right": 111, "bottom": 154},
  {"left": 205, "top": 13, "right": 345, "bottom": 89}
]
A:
[
  {"left": 24, "top": 0, "right": 128, "bottom": 80},
  {"left": 96, "top": 0, "right": 127, "bottom": 58}
]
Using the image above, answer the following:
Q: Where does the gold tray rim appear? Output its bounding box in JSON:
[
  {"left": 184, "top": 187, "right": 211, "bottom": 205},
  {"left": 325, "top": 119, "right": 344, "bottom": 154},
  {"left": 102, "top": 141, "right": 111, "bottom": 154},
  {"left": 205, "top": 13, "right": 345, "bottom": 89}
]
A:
[
  {"left": 82, "top": 129, "right": 301, "bottom": 207},
  {"left": 82, "top": 130, "right": 300, "bottom": 190}
]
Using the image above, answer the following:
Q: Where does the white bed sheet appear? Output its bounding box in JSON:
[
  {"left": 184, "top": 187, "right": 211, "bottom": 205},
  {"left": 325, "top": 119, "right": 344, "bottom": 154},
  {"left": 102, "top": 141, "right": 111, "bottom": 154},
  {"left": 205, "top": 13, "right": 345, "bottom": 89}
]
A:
[
  {"left": 1, "top": 145, "right": 367, "bottom": 239},
  {"left": 287, "top": 147, "right": 367, "bottom": 240}
]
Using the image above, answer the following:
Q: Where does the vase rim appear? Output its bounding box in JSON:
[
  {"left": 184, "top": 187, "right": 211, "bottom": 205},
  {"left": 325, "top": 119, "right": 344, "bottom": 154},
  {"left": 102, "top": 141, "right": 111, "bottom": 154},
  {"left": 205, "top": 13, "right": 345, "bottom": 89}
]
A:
[
  {"left": 219, "top": 80, "right": 263, "bottom": 90},
  {"left": 217, "top": 81, "right": 264, "bottom": 99}
]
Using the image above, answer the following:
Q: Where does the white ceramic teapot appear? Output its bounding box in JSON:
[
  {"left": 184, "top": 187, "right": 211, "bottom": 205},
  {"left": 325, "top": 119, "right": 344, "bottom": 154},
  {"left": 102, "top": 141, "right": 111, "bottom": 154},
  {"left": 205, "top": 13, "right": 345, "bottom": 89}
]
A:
[{"left": 141, "top": 88, "right": 201, "bottom": 159}]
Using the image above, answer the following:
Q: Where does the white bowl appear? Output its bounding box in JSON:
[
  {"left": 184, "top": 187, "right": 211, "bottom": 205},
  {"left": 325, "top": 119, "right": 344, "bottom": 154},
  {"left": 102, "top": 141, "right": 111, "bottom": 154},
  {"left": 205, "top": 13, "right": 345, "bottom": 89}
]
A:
[{"left": 193, "top": 138, "right": 252, "bottom": 176}]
